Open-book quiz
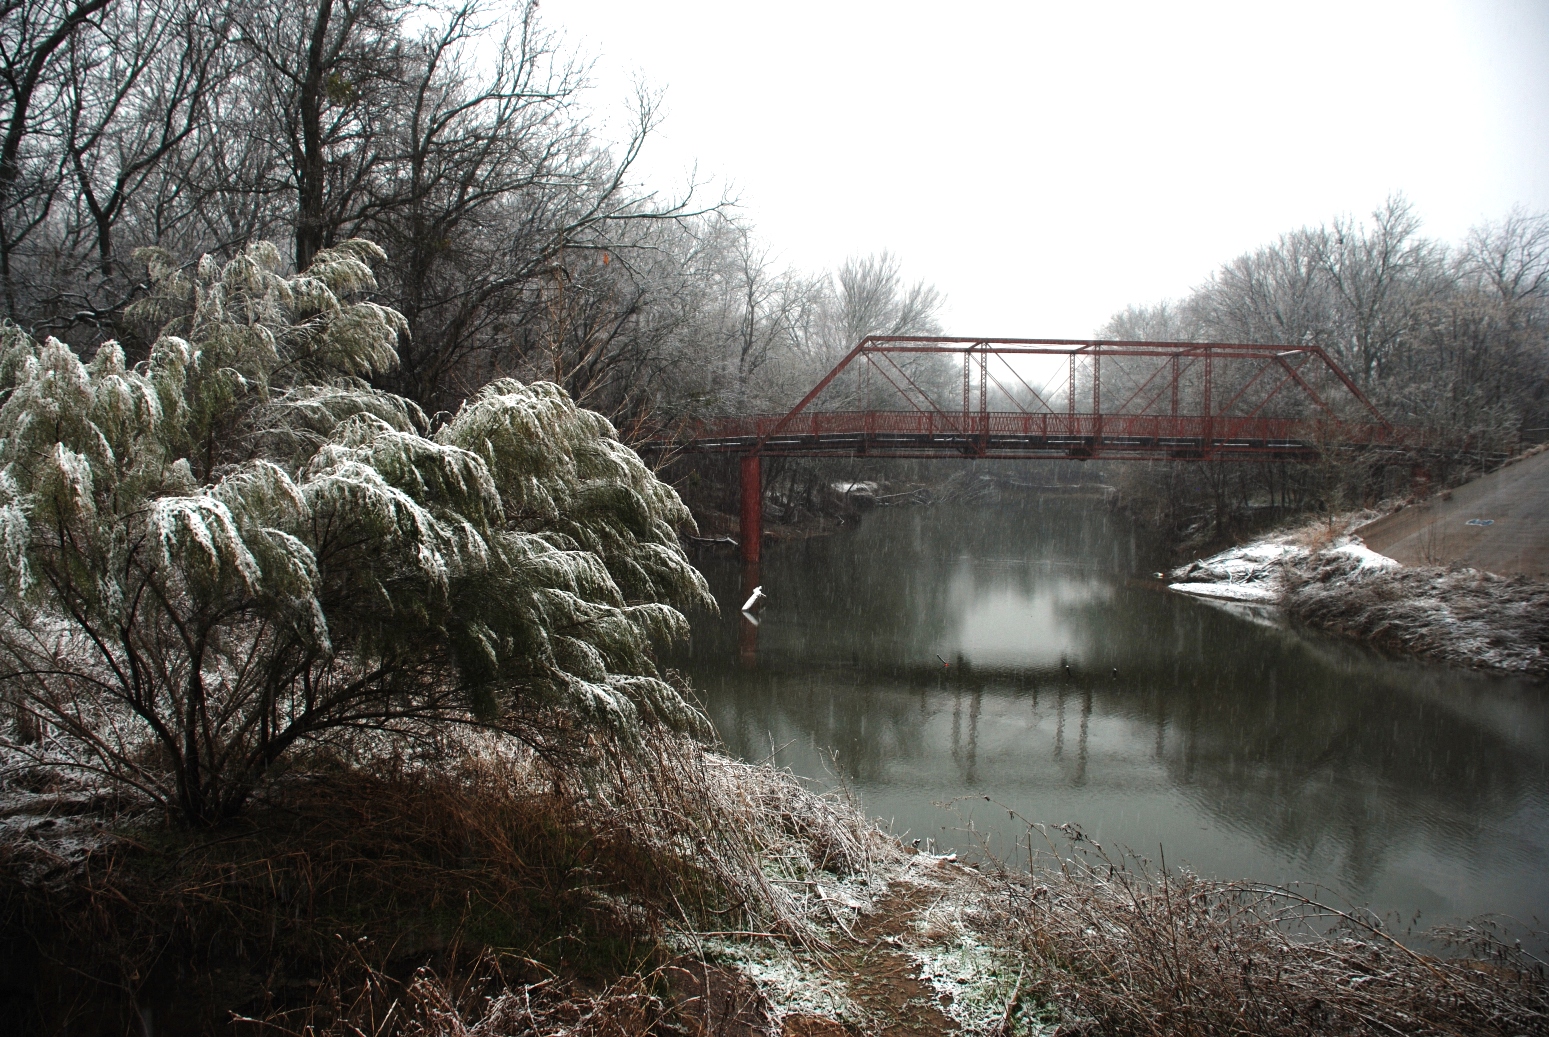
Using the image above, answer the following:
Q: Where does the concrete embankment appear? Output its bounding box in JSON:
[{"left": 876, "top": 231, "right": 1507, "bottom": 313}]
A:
[{"left": 1356, "top": 446, "right": 1549, "bottom": 580}]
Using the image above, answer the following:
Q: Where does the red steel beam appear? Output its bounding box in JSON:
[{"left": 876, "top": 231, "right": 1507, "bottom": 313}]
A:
[
  {"left": 739, "top": 454, "right": 761, "bottom": 563},
  {"left": 737, "top": 336, "right": 1391, "bottom": 459},
  {"left": 1272, "top": 354, "right": 1334, "bottom": 417},
  {"left": 1110, "top": 350, "right": 1185, "bottom": 414},
  {"left": 679, "top": 411, "right": 1405, "bottom": 444},
  {"left": 1243, "top": 355, "right": 1314, "bottom": 420}
]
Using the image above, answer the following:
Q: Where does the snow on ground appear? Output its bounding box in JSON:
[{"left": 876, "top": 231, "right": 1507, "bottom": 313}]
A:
[
  {"left": 704, "top": 937, "right": 864, "bottom": 1025},
  {"left": 1167, "top": 539, "right": 1306, "bottom": 604},
  {"left": 1326, "top": 539, "right": 1402, "bottom": 571},
  {"left": 1160, "top": 515, "right": 1546, "bottom": 677},
  {"left": 0, "top": 741, "right": 127, "bottom": 884},
  {"left": 1166, "top": 581, "right": 1283, "bottom": 603},
  {"left": 908, "top": 897, "right": 1043, "bottom": 1034},
  {"left": 694, "top": 851, "right": 1048, "bottom": 1035},
  {"left": 1166, "top": 526, "right": 1400, "bottom": 607}
]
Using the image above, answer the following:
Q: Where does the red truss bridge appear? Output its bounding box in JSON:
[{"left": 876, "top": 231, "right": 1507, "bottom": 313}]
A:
[{"left": 634, "top": 336, "right": 1412, "bottom": 562}]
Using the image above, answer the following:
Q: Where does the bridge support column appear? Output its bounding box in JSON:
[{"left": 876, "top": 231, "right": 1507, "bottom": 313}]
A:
[{"left": 739, "top": 453, "right": 762, "bottom": 565}]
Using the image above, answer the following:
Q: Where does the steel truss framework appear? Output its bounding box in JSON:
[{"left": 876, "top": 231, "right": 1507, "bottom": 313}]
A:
[{"left": 642, "top": 336, "right": 1406, "bottom": 463}]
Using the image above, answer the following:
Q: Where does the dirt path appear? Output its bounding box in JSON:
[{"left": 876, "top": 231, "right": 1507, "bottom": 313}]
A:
[
  {"left": 1357, "top": 448, "right": 1549, "bottom": 580},
  {"left": 794, "top": 882, "right": 965, "bottom": 1036},
  {"left": 674, "top": 855, "right": 1025, "bottom": 1036}
]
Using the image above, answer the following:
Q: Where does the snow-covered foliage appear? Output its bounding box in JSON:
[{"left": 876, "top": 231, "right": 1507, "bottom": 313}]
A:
[
  {"left": 0, "top": 242, "right": 712, "bottom": 824},
  {"left": 1168, "top": 523, "right": 1547, "bottom": 676},
  {"left": 1285, "top": 555, "right": 1548, "bottom": 677},
  {"left": 1168, "top": 541, "right": 1305, "bottom": 604}
]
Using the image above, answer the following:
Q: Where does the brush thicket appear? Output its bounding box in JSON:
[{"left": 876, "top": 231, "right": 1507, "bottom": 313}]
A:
[
  {"left": 975, "top": 825, "right": 1548, "bottom": 1036},
  {"left": 1, "top": 725, "right": 886, "bottom": 1034}
]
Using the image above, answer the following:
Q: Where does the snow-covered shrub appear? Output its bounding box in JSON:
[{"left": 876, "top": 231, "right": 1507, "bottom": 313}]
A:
[{"left": 0, "top": 241, "right": 712, "bottom": 824}]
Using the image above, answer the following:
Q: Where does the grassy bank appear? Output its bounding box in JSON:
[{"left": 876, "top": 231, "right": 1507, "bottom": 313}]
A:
[
  {"left": 1168, "top": 512, "right": 1549, "bottom": 678},
  {"left": 0, "top": 728, "right": 886, "bottom": 1034},
  {"left": 5, "top": 729, "right": 1548, "bottom": 1035}
]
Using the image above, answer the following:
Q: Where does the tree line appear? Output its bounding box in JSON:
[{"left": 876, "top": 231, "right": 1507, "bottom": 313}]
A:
[
  {"left": 4, "top": 0, "right": 1543, "bottom": 539},
  {"left": 0, "top": 0, "right": 941, "bottom": 426},
  {"left": 1102, "top": 196, "right": 1549, "bottom": 454}
]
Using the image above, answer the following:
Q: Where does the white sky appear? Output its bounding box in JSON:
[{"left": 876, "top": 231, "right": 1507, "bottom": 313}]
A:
[{"left": 544, "top": 0, "right": 1549, "bottom": 338}]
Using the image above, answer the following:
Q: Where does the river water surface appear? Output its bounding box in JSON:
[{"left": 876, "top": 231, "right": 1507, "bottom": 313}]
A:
[{"left": 674, "top": 499, "right": 1549, "bottom": 936}]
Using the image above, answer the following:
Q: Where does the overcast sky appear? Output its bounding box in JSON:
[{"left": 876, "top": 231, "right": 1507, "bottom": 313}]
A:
[{"left": 544, "top": 0, "right": 1549, "bottom": 338}]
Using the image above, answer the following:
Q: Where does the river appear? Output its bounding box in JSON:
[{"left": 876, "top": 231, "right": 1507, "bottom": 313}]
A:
[{"left": 673, "top": 497, "right": 1549, "bottom": 938}]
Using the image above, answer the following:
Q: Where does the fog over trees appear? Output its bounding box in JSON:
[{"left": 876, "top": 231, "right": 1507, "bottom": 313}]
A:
[
  {"left": 1, "top": 0, "right": 1543, "bottom": 536},
  {"left": 1103, "top": 196, "right": 1549, "bottom": 454},
  {"left": 0, "top": 0, "right": 941, "bottom": 430}
]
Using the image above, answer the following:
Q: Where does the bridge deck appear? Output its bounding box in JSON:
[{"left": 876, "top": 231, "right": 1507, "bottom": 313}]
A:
[
  {"left": 640, "top": 411, "right": 1407, "bottom": 461},
  {"left": 653, "top": 337, "right": 1414, "bottom": 562}
]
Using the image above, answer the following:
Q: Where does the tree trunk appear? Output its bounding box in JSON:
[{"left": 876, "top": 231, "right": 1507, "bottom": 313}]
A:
[{"left": 294, "top": 0, "right": 334, "bottom": 272}]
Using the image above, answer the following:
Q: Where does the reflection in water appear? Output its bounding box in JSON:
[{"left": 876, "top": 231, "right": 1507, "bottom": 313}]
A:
[
  {"left": 739, "top": 560, "right": 760, "bottom": 668},
  {"left": 674, "top": 502, "right": 1549, "bottom": 932}
]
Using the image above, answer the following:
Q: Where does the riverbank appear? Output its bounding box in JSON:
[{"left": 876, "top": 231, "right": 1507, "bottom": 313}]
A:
[
  {"left": 682, "top": 467, "right": 1119, "bottom": 557},
  {"left": 1169, "top": 512, "right": 1549, "bottom": 678},
  {"left": 6, "top": 731, "right": 1546, "bottom": 1036},
  {"left": 1359, "top": 445, "right": 1549, "bottom": 580}
]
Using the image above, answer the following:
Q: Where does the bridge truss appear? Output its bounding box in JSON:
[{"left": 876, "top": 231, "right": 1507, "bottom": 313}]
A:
[
  {"left": 664, "top": 336, "right": 1399, "bottom": 462},
  {"left": 639, "top": 336, "right": 1407, "bottom": 562}
]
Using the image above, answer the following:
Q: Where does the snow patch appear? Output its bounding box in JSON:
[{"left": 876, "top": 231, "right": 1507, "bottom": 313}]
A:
[
  {"left": 1166, "top": 530, "right": 1401, "bottom": 607},
  {"left": 1326, "top": 539, "right": 1401, "bottom": 571},
  {"left": 698, "top": 938, "right": 865, "bottom": 1028},
  {"left": 909, "top": 895, "right": 1050, "bottom": 1035},
  {"left": 0, "top": 742, "right": 127, "bottom": 885},
  {"left": 1167, "top": 581, "right": 1282, "bottom": 603},
  {"left": 1167, "top": 540, "right": 1302, "bottom": 604}
]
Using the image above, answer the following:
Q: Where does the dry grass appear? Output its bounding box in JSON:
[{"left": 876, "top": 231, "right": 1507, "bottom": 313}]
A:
[
  {"left": 0, "top": 726, "right": 888, "bottom": 1034},
  {"left": 588, "top": 730, "right": 895, "bottom": 943},
  {"left": 9, "top": 729, "right": 1549, "bottom": 1035},
  {"left": 973, "top": 825, "right": 1549, "bottom": 1036},
  {"left": 1284, "top": 552, "right": 1549, "bottom": 677},
  {"left": 233, "top": 951, "right": 685, "bottom": 1037}
]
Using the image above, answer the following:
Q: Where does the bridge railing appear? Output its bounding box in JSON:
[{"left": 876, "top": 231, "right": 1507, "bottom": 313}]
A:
[{"left": 668, "top": 411, "right": 1414, "bottom": 447}]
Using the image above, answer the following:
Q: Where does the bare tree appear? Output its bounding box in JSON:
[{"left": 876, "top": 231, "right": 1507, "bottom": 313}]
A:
[
  {"left": 231, "top": 0, "right": 715, "bottom": 411},
  {"left": 1, "top": 0, "right": 722, "bottom": 413},
  {"left": 1462, "top": 207, "right": 1549, "bottom": 304},
  {"left": 1098, "top": 301, "right": 1197, "bottom": 342},
  {"left": 230, "top": 0, "right": 404, "bottom": 272},
  {"left": 0, "top": 0, "right": 246, "bottom": 349},
  {"left": 1316, "top": 194, "right": 1441, "bottom": 387},
  {"left": 722, "top": 222, "right": 809, "bottom": 409},
  {"left": 830, "top": 250, "right": 942, "bottom": 352},
  {"left": 1194, "top": 228, "right": 1332, "bottom": 349},
  {"left": 0, "top": 0, "right": 115, "bottom": 315}
]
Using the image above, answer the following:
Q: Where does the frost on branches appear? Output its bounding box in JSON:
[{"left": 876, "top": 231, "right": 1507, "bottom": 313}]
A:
[{"left": 0, "top": 242, "right": 713, "bottom": 825}]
